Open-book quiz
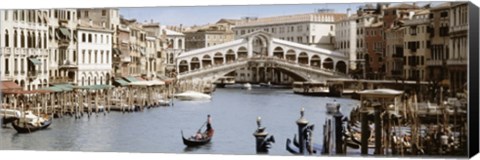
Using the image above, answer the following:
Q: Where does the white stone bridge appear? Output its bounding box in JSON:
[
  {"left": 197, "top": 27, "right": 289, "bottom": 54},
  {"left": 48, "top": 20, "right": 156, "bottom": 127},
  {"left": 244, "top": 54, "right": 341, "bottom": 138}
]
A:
[{"left": 176, "top": 31, "right": 351, "bottom": 84}]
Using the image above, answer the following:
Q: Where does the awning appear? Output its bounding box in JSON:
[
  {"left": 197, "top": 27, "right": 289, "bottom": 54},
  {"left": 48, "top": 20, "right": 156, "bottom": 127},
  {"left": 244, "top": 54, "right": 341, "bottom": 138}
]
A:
[
  {"left": 123, "top": 76, "right": 138, "bottom": 82},
  {"left": 1, "top": 81, "right": 22, "bottom": 91},
  {"left": 2, "top": 89, "right": 51, "bottom": 94},
  {"left": 136, "top": 77, "right": 145, "bottom": 81},
  {"left": 113, "top": 79, "right": 129, "bottom": 86},
  {"left": 59, "top": 27, "right": 71, "bottom": 38},
  {"left": 42, "top": 84, "right": 74, "bottom": 92},
  {"left": 74, "top": 84, "right": 112, "bottom": 90},
  {"left": 113, "top": 48, "right": 122, "bottom": 55},
  {"left": 28, "top": 58, "right": 42, "bottom": 65}
]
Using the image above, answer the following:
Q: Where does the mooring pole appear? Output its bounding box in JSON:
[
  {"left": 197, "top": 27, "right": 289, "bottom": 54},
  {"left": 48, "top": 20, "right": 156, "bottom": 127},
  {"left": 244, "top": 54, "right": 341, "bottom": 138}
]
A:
[
  {"left": 296, "top": 108, "right": 309, "bottom": 154},
  {"left": 334, "top": 111, "right": 344, "bottom": 154},
  {"left": 374, "top": 104, "right": 383, "bottom": 155},
  {"left": 360, "top": 109, "right": 369, "bottom": 155}
]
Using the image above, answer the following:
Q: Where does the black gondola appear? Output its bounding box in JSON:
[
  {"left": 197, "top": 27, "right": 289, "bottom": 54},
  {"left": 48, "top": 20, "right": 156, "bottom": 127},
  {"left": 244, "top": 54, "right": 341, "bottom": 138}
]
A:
[
  {"left": 1, "top": 117, "right": 18, "bottom": 126},
  {"left": 12, "top": 117, "right": 52, "bottom": 133},
  {"left": 181, "top": 129, "right": 214, "bottom": 147}
]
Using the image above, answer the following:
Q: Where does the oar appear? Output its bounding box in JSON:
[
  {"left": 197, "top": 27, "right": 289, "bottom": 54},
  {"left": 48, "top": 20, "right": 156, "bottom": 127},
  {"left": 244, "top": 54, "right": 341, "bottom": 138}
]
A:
[{"left": 197, "top": 121, "right": 208, "bottom": 132}]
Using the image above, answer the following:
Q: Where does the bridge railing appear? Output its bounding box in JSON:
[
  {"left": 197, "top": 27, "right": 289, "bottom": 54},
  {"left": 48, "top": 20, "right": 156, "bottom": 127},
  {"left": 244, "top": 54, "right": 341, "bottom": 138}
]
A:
[{"left": 177, "top": 57, "right": 348, "bottom": 78}]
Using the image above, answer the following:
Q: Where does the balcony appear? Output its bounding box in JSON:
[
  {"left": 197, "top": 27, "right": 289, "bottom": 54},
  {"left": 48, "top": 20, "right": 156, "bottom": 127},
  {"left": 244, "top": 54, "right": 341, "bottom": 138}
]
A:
[
  {"left": 450, "top": 24, "right": 468, "bottom": 34},
  {"left": 59, "top": 60, "right": 78, "bottom": 69},
  {"left": 49, "top": 77, "right": 74, "bottom": 84},
  {"left": 426, "top": 59, "right": 443, "bottom": 66},
  {"left": 446, "top": 59, "right": 467, "bottom": 66},
  {"left": 121, "top": 56, "right": 132, "bottom": 63},
  {"left": 2, "top": 48, "right": 12, "bottom": 55},
  {"left": 27, "top": 70, "right": 38, "bottom": 79},
  {"left": 58, "top": 39, "right": 71, "bottom": 48}
]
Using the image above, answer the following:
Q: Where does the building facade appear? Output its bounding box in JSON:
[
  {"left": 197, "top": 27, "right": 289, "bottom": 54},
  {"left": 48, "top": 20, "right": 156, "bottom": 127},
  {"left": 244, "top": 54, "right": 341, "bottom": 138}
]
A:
[
  {"left": 403, "top": 10, "right": 431, "bottom": 81},
  {"left": 184, "top": 23, "right": 234, "bottom": 51},
  {"left": 0, "top": 10, "right": 50, "bottom": 90},
  {"left": 76, "top": 22, "right": 113, "bottom": 86},
  {"left": 448, "top": 2, "right": 468, "bottom": 93},
  {"left": 427, "top": 3, "right": 451, "bottom": 84},
  {"left": 233, "top": 10, "right": 346, "bottom": 50},
  {"left": 335, "top": 9, "right": 358, "bottom": 70}
]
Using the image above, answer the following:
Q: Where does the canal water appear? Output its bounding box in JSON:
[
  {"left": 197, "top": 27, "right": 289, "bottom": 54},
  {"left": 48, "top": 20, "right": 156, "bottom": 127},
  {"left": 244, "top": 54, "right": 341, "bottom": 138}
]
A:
[{"left": 1, "top": 87, "right": 359, "bottom": 155}]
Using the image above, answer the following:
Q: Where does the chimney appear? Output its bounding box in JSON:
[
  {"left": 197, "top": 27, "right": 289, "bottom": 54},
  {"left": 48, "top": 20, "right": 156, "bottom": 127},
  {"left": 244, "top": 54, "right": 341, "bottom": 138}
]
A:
[{"left": 89, "top": 19, "right": 93, "bottom": 27}]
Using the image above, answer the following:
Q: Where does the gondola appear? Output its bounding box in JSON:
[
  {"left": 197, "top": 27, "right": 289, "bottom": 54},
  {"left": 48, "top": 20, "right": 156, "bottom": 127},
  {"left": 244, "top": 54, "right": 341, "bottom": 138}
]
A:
[
  {"left": 287, "top": 135, "right": 323, "bottom": 155},
  {"left": 181, "top": 129, "right": 214, "bottom": 147},
  {"left": 12, "top": 116, "right": 52, "bottom": 133}
]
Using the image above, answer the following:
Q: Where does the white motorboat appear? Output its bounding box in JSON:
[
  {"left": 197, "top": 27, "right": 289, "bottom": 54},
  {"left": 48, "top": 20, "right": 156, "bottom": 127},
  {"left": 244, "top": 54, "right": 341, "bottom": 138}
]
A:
[
  {"left": 326, "top": 100, "right": 340, "bottom": 114},
  {"left": 1, "top": 108, "right": 21, "bottom": 125},
  {"left": 158, "top": 99, "right": 171, "bottom": 106},
  {"left": 243, "top": 83, "right": 252, "bottom": 90},
  {"left": 174, "top": 91, "right": 212, "bottom": 101}
]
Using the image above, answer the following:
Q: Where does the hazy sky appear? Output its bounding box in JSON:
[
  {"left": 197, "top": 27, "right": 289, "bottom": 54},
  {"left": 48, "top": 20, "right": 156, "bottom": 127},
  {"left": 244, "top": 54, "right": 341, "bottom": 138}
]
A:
[{"left": 119, "top": 2, "right": 441, "bottom": 27}]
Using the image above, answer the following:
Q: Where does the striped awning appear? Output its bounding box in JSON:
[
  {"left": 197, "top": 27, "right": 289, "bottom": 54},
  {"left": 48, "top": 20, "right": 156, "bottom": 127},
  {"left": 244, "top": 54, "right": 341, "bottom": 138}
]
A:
[
  {"left": 28, "top": 58, "right": 42, "bottom": 65},
  {"left": 123, "top": 76, "right": 138, "bottom": 82},
  {"left": 114, "top": 79, "right": 129, "bottom": 86},
  {"left": 59, "top": 27, "right": 70, "bottom": 38}
]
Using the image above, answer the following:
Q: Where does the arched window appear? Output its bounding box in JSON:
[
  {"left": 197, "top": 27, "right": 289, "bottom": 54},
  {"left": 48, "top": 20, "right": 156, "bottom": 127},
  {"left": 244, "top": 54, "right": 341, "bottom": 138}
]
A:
[
  {"left": 14, "top": 30, "right": 17, "bottom": 47},
  {"left": 82, "top": 33, "right": 86, "bottom": 42},
  {"left": 100, "top": 51, "right": 104, "bottom": 63},
  {"left": 4, "top": 30, "right": 9, "bottom": 47},
  {"left": 178, "top": 39, "right": 182, "bottom": 49},
  {"left": 43, "top": 33, "right": 47, "bottom": 48},
  {"left": 94, "top": 50, "right": 98, "bottom": 63},
  {"left": 21, "top": 31, "right": 25, "bottom": 48},
  {"left": 106, "top": 51, "right": 109, "bottom": 63},
  {"left": 88, "top": 34, "right": 92, "bottom": 43},
  {"left": 88, "top": 50, "right": 92, "bottom": 64},
  {"left": 94, "top": 34, "right": 97, "bottom": 43},
  {"left": 100, "top": 35, "right": 103, "bottom": 44}
]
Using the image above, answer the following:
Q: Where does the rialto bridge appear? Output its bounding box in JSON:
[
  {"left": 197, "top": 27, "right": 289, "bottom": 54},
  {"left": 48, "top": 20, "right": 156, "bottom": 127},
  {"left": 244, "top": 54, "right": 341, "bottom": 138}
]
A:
[{"left": 175, "top": 31, "right": 351, "bottom": 84}]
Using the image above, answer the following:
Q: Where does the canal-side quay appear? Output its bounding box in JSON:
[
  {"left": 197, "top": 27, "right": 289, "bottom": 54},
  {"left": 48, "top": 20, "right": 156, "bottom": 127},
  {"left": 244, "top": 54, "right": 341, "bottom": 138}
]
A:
[{"left": 1, "top": 80, "right": 468, "bottom": 157}]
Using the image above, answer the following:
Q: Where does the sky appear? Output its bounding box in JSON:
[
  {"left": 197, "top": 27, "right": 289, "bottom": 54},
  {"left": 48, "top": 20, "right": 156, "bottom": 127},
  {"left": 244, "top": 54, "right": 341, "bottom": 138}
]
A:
[{"left": 118, "top": 2, "right": 435, "bottom": 27}]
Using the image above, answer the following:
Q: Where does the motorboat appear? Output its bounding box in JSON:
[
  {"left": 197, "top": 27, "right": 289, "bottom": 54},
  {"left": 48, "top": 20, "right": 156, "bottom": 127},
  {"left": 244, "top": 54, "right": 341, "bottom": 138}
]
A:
[
  {"left": 243, "top": 83, "right": 252, "bottom": 90},
  {"left": 326, "top": 101, "right": 340, "bottom": 114},
  {"left": 1, "top": 108, "right": 21, "bottom": 125},
  {"left": 174, "top": 91, "right": 212, "bottom": 101}
]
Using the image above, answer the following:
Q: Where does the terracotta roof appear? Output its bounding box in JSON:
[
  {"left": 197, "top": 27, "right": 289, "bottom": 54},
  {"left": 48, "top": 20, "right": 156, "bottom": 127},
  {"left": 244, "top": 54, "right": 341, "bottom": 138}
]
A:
[
  {"left": 387, "top": 3, "right": 418, "bottom": 9},
  {"left": 0, "top": 81, "right": 22, "bottom": 91}
]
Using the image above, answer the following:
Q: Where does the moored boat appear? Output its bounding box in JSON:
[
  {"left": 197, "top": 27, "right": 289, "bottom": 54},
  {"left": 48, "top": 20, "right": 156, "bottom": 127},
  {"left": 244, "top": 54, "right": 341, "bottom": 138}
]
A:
[
  {"left": 12, "top": 111, "right": 52, "bottom": 133},
  {"left": 174, "top": 91, "right": 212, "bottom": 101},
  {"left": 326, "top": 100, "right": 340, "bottom": 114},
  {"left": 1, "top": 108, "right": 21, "bottom": 125},
  {"left": 243, "top": 83, "right": 252, "bottom": 90}
]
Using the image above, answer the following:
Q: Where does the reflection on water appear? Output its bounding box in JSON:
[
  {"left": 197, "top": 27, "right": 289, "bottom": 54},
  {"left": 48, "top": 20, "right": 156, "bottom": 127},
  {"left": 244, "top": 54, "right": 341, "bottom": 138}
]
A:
[{"left": 1, "top": 88, "right": 358, "bottom": 155}]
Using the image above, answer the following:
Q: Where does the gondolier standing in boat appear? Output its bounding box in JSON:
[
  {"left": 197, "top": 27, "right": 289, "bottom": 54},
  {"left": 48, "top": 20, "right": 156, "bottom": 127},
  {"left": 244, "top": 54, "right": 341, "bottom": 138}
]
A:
[{"left": 206, "top": 114, "right": 214, "bottom": 137}]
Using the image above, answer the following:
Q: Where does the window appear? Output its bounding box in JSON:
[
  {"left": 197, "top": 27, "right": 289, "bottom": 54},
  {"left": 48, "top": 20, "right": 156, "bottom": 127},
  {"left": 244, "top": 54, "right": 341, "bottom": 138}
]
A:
[
  {"left": 88, "top": 50, "right": 91, "bottom": 63},
  {"left": 21, "top": 31, "right": 25, "bottom": 48},
  {"left": 82, "top": 33, "right": 86, "bottom": 42},
  {"left": 4, "top": 30, "right": 9, "bottom": 47},
  {"left": 88, "top": 34, "right": 92, "bottom": 42},
  {"left": 13, "top": 11, "right": 17, "bottom": 21},
  {"left": 44, "top": 59, "right": 47, "bottom": 72},
  {"left": 14, "top": 59, "right": 17, "bottom": 73},
  {"left": 100, "top": 35, "right": 103, "bottom": 44},
  {"left": 73, "top": 51, "right": 77, "bottom": 62},
  {"left": 14, "top": 30, "right": 17, "bottom": 47},
  {"left": 82, "top": 50, "right": 85, "bottom": 63},
  {"left": 20, "top": 59, "right": 24, "bottom": 73},
  {"left": 330, "top": 26, "right": 333, "bottom": 31},
  {"left": 102, "top": 10, "right": 106, "bottom": 16},
  {"left": 106, "top": 35, "right": 109, "bottom": 44},
  {"left": 94, "top": 34, "right": 97, "bottom": 43},
  {"left": 67, "top": 11, "right": 71, "bottom": 20},
  {"left": 100, "top": 51, "right": 103, "bottom": 63},
  {"left": 85, "top": 11, "right": 89, "bottom": 17},
  {"left": 106, "top": 51, "right": 109, "bottom": 63},
  {"left": 5, "top": 58, "right": 9, "bottom": 74}
]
